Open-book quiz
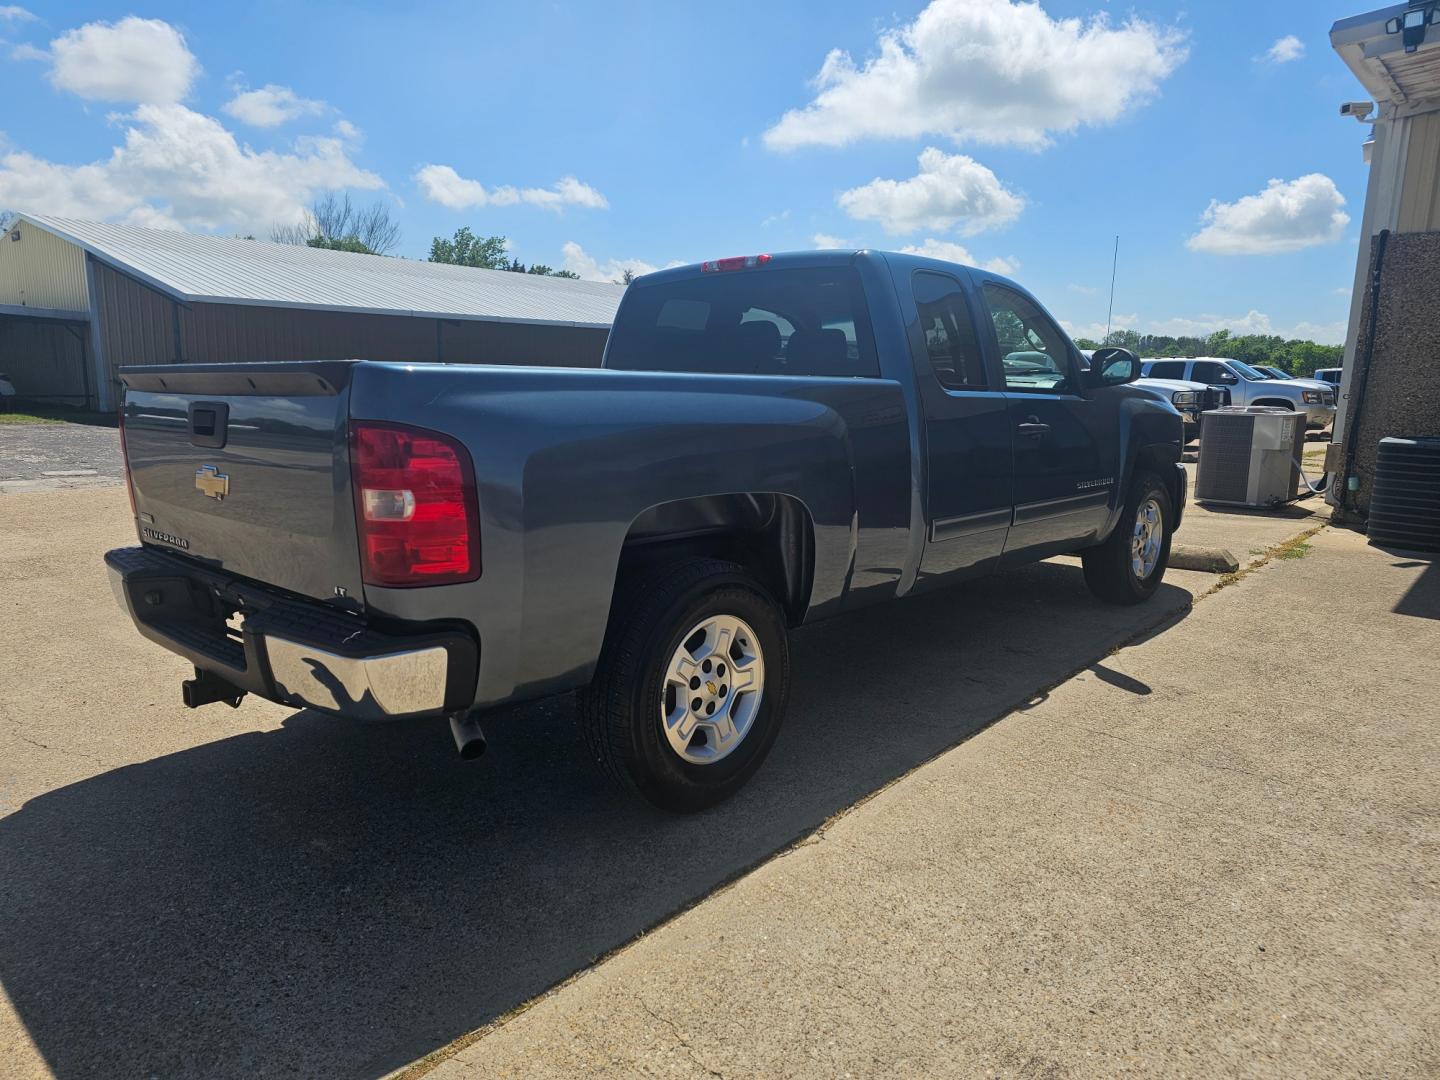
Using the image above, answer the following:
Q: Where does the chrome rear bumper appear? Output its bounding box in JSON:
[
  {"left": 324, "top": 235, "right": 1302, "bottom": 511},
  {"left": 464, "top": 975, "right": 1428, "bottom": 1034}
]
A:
[{"left": 105, "top": 546, "right": 477, "bottom": 720}]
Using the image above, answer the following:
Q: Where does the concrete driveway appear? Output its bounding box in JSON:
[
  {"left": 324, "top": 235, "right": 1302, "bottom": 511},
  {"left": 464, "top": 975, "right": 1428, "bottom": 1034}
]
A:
[
  {"left": 0, "top": 484, "right": 1398, "bottom": 1079},
  {"left": 424, "top": 527, "right": 1439, "bottom": 1079}
]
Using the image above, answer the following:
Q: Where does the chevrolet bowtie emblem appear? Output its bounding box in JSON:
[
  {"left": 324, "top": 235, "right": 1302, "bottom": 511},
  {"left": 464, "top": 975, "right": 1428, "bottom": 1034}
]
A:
[{"left": 195, "top": 465, "right": 229, "bottom": 501}]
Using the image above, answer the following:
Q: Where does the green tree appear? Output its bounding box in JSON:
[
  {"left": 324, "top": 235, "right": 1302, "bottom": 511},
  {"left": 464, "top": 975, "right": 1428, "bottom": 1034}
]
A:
[
  {"left": 428, "top": 228, "right": 581, "bottom": 277},
  {"left": 1070, "top": 322, "right": 1342, "bottom": 373},
  {"left": 429, "top": 226, "right": 511, "bottom": 268},
  {"left": 308, "top": 234, "right": 376, "bottom": 254},
  {"left": 526, "top": 264, "right": 580, "bottom": 279}
]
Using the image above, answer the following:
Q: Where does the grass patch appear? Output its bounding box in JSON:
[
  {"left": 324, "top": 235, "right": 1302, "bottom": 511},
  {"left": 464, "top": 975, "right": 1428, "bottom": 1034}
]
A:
[
  {"left": 0, "top": 405, "right": 115, "bottom": 427},
  {"left": 1206, "top": 524, "right": 1328, "bottom": 596}
]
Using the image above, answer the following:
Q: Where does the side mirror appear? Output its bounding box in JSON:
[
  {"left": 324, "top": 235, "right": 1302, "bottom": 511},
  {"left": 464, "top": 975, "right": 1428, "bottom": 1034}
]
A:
[
  {"left": 1216, "top": 371, "right": 1238, "bottom": 384},
  {"left": 1090, "top": 347, "right": 1140, "bottom": 386}
]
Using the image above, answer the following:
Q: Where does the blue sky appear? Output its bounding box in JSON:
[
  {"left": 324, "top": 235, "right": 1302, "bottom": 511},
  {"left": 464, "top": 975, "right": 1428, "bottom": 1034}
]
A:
[{"left": 0, "top": 1, "right": 1378, "bottom": 343}]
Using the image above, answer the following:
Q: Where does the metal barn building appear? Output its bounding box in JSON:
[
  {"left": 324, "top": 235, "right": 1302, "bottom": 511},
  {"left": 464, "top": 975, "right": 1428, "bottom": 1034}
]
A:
[{"left": 0, "top": 215, "right": 623, "bottom": 411}]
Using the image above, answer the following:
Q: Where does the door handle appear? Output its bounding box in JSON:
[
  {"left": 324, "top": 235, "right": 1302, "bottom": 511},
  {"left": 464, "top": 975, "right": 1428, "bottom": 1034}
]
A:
[{"left": 1017, "top": 415, "right": 1051, "bottom": 438}]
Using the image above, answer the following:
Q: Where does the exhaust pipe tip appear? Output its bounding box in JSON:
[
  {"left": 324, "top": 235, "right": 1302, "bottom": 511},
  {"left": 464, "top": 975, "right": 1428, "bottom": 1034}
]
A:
[{"left": 449, "top": 711, "right": 487, "bottom": 760}]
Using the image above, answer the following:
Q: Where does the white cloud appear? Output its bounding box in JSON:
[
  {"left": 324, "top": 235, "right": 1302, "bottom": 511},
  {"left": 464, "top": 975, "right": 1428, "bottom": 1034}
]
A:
[
  {"left": 223, "top": 84, "right": 326, "bottom": 128},
  {"left": 1143, "top": 310, "right": 1277, "bottom": 337},
  {"left": 333, "top": 119, "right": 361, "bottom": 141},
  {"left": 763, "top": 0, "right": 1187, "bottom": 151},
  {"left": 1060, "top": 315, "right": 1139, "bottom": 342},
  {"left": 0, "top": 103, "right": 383, "bottom": 232},
  {"left": 560, "top": 241, "right": 681, "bottom": 282},
  {"left": 1262, "top": 35, "right": 1304, "bottom": 64},
  {"left": 1285, "top": 320, "right": 1346, "bottom": 345},
  {"left": 838, "top": 147, "right": 1022, "bottom": 235},
  {"left": 1068, "top": 283, "right": 1100, "bottom": 295},
  {"left": 415, "top": 164, "right": 608, "bottom": 212},
  {"left": 0, "top": 6, "right": 35, "bottom": 23},
  {"left": 1150, "top": 312, "right": 1346, "bottom": 345},
  {"left": 47, "top": 17, "right": 199, "bottom": 104},
  {"left": 1061, "top": 310, "right": 1346, "bottom": 345},
  {"left": 1187, "top": 174, "right": 1349, "bottom": 255},
  {"left": 761, "top": 209, "right": 791, "bottom": 227},
  {"left": 812, "top": 233, "right": 854, "bottom": 248},
  {"left": 898, "top": 238, "right": 1018, "bottom": 274},
  {"left": 8, "top": 41, "right": 44, "bottom": 61}
]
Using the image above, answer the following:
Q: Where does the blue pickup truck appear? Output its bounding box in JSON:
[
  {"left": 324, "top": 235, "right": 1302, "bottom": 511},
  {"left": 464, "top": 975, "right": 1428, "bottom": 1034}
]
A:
[{"left": 106, "top": 250, "right": 1185, "bottom": 810}]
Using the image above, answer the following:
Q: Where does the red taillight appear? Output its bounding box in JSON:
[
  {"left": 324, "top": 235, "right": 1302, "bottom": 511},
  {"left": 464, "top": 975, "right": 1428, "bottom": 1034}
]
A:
[
  {"left": 349, "top": 421, "right": 480, "bottom": 587},
  {"left": 117, "top": 403, "right": 136, "bottom": 516},
  {"left": 700, "top": 254, "right": 772, "bottom": 273}
]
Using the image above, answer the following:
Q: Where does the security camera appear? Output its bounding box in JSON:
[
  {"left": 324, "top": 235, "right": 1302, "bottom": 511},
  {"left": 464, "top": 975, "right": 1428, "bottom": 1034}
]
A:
[{"left": 1340, "top": 100, "right": 1374, "bottom": 121}]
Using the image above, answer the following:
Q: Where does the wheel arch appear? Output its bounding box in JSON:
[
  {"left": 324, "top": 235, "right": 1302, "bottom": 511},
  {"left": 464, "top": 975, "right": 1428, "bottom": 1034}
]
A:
[
  {"left": 617, "top": 493, "right": 816, "bottom": 626},
  {"left": 1133, "top": 442, "right": 1183, "bottom": 509}
]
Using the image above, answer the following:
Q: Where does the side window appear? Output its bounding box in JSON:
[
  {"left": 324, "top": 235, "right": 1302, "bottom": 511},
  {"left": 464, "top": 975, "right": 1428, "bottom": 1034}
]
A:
[
  {"left": 912, "top": 270, "right": 986, "bottom": 389},
  {"left": 981, "top": 283, "right": 1075, "bottom": 393},
  {"left": 1191, "top": 361, "right": 1235, "bottom": 384},
  {"left": 1147, "top": 360, "right": 1186, "bottom": 379}
]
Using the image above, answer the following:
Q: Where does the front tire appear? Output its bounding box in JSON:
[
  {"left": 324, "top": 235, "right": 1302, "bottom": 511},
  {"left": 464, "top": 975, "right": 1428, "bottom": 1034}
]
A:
[
  {"left": 1082, "top": 471, "right": 1174, "bottom": 604},
  {"left": 578, "top": 558, "right": 791, "bottom": 812}
]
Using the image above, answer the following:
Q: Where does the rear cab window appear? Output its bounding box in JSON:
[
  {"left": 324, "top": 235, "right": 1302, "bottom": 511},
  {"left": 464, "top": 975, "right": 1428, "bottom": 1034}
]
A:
[
  {"left": 911, "top": 270, "right": 988, "bottom": 390},
  {"left": 1145, "top": 360, "right": 1187, "bottom": 379},
  {"left": 606, "top": 266, "right": 880, "bottom": 378}
]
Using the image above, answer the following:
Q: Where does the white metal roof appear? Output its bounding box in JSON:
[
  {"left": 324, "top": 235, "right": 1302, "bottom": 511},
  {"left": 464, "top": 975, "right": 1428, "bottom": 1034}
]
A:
[{"left": 18, "top": 214, "right": 625, "bottom": 328}]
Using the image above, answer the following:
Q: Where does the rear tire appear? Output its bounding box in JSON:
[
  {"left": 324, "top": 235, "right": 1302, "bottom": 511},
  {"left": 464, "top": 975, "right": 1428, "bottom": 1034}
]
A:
[
  {"left": 1082, "top": 471, "right": 1173, "bottom": 605},
  {"left": 578, "top": 558, "right": 790, "bottom": 812}
]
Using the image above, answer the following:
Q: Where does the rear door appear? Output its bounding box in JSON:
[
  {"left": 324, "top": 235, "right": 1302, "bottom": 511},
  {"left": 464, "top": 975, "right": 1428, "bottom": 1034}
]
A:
[
  {"left": 905, "top": 268, "right": 1013, "bottom": 583},
  {"left": 119, "top": 362, "right": 364, "bottom": 608},
  {"left": 978, "top": 281, "right": 1116, "bottom": 558}
]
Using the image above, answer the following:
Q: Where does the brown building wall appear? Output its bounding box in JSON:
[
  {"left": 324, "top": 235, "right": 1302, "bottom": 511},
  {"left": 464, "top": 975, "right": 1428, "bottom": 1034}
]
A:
[
  {"left": 89, "top": 260, "right": 609, "bottom": 408},
  {"left": 1341, "top": 230, "right": 1440, "bottom": 516},
  {"left": 0, "top": 316, "right": 90, "bottom": 403}
]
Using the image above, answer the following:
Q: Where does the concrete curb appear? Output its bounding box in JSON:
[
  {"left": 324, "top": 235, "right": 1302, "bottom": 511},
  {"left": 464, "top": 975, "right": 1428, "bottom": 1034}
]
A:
[{"left": 1169, "top": 545, "right": 1240, "bottom": 573}]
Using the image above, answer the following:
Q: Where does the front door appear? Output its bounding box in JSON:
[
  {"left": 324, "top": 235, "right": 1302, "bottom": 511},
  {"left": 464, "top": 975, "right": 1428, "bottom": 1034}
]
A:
[
  {"left": 978, "top": 281, "right": 1113, "bottom": 559},
  {"left": 907, "top": 268, "right": 1013, "bottom": 587}
]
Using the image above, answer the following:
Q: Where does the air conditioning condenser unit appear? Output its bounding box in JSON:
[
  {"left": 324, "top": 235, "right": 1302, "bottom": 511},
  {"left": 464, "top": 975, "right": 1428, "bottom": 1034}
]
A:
[{"left": 1194, "top": 407, "right": 1305, "bottom": 508}]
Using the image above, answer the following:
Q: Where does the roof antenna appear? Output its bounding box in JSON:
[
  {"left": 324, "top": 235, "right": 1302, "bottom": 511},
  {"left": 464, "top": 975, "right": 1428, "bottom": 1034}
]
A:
[{"left": 1105, "top": 235, "right": 1119, "bottom": 343}]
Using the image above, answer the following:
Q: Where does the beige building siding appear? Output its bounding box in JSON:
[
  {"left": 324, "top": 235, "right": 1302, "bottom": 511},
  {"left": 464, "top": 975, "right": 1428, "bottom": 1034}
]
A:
[
  {"left": 0, "top": 221, "right": 88, "bottom": 312},
  {"left": 1397, "top": 110, "right": 1440, "bottom": 233}
]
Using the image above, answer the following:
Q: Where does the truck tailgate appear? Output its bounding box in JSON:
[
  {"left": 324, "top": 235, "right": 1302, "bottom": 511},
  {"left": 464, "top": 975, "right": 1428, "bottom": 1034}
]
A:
[{"left": 119, "top": 363, "right": 363, "bottom": 607}]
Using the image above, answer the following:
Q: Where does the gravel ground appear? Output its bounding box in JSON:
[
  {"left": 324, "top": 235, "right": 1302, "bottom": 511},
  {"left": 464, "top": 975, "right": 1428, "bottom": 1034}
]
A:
[{"left": 0, "top": 423, "right": 123, "bottom": 494}]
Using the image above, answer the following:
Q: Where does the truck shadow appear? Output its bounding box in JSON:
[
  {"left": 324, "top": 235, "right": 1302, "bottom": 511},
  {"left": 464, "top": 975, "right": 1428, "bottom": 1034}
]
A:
[{"left": 0, "top": 561, "right": 1193, "bottom": 1079}]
